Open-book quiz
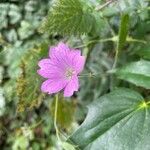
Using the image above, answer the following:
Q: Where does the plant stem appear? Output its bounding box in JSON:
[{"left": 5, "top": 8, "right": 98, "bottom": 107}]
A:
[
  {"left": 75, "top": 38, "right": 114, "bottom": 49},
  {"left": 112, "top": 49, "right": 119, "bottom": 69},
  {"left": 54, "top": 94, "right": 61, "bottom": 142},
  {"left": 30, "top": 119, "right": 44, "bottom": 129},
  {"left": 103, "top": 17, "right": 116, "bottom": 36},
  {"left": 79, "top": 72, "right": 111, "bottom": 78},
  {"left": 111, "top": 35, "right": 119, "bottom": 90},
  {"left": 127, "top": 37, "right": 147, "bottom": 44},
  {"left": 95, "top": 0, "right": 117, "bottom": 11}
]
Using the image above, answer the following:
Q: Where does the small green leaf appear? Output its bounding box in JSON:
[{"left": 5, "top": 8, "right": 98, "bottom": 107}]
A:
[
  {"left": 69, "top": 88, "right": 150, "bottom": 150},
  {"left": 62, "top": 142, "right": 76, "bottom": 150},
  {"left": 39, "top": 0, "right": 96, "bottom": 35},
  {"left": 12, "top": 136, "right": 29, "bottom": 150},
  {"left": 117, "top": 13, "right": 129, "bottom": 52},
  {"left": 116, "top": 60, "right": 150, "bottom": 89}
]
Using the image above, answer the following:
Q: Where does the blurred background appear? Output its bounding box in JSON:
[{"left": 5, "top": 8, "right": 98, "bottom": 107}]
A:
[{"left": 0, "top": 0, "right": 150, "bottom": 149}]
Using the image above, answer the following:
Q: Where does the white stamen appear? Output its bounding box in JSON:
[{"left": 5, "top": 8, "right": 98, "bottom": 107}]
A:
[{"left": 65, "top": 68, "right": 75, "bottom": 79}]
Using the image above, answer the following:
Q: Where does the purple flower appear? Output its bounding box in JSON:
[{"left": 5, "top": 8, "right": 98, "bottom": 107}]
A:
[{"left": 37, "top": 42, "right": 85, "bottom": 97}]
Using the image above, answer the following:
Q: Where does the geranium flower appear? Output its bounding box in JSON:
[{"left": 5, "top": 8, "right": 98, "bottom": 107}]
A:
[{"left": 37, "top": 42, "right": 85, "bottom": 97}]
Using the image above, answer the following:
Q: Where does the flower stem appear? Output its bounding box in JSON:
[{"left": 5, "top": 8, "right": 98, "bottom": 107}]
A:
[
  {"left": 30, "top": 119, "right": 43, "bottom": 129},
  {"left": 75, "top": 38, "right": 114, "bottom": 49},
  {"left": 95, "top": 0, "right": 117, "bottom": 11},
  {"left": 79, "top": 72, "right": 111, "bottom": 78},
  {"left": 54, "top": 94, "right": 61, "bottom": 142},
  {"left": 112, "top": 50, "right": 119, "bottom": 69}
]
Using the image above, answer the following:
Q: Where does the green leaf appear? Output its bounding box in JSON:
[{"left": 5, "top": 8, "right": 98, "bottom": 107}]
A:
[
  {"left": 62, "top": 142, "right": 76, "bottom": 150},
  {"left": 12, "top": 136, "right": 29, "bottom": 150},
  {"left": 18, "top": 21, "right": 34, "bottom": 39},
  {"left": 115, "top": 60, "right": 150, "bottom": 89},
  {"left": 69, "top": 88, "right": 150, "bottom": 150},
  {"left": 117, "top": 13, "right": 129, "bottom": 52},
  {"left": 39, "top": 0, "right": 96, "bottom": 35},
  {"left": 136, "top": 45, "right": 150, "bottom": 60},
  {"left": 8, "top": 4, "right": 21, "bottom": 24},
  {"left": 0, "top": 4, "right": 9, "bottom": 29}
]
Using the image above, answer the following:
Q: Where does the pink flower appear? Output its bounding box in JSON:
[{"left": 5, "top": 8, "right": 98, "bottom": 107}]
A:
[{"left": 37, "top": 42, "right": 85, "bottom": 97}]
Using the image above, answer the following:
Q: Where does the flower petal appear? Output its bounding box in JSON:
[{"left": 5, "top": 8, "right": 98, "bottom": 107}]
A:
[
  {"left": 37, "top": 58, "right": 64, "bottom": 78},
  {"left": 38, "top": 58, "right": 59, "bottom": 70},
  {"left": 71, "top": 50, "right": 81, "bottom": 56},
  {"left": 37, "top": 69, "right": 50, "bottom": 78},
  {"left": 38, "top": 43, "right": 84, "bottom": 97},
  {"left": 72, "top": 55, "right": 85, "bottom": 74},
  {"left": 64, "top": 75, "right": 79, "bottom": 97},
  {"left": 38, "top": 59, "right": 51, "bottom": 68},
  {"left": 37, "top": 68, "right": 63, "bottom": 79},
  {"left": 48, "top": 43, "right": 72, "bottom": 70},
  {"left": 41, "top": 79, "right": 67, "bottom": 94},
  {"left": 49, "top": 42, "right": 70, "bottom": 59}
]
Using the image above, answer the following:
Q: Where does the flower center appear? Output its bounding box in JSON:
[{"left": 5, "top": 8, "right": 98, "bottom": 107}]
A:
[{"left": 65, "top": 68, "right": 75, "bottom": 80}]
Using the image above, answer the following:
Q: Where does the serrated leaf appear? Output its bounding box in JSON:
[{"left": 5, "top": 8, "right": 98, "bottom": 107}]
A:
[
  {"left": 39, "top": 0, "right": 96, "bottom": 35},
  {"left": 115, "top": 60, "right": 150, "bottom": 89},
  {"left": 117, "top": 13, "right": 129, "bottom": 52},
  {"left": 69, "top": 88, "right": 150, "bottom": 150}
]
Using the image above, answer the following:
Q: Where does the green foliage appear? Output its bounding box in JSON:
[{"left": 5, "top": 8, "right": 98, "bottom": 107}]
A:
[
  {"left": 0, "top": 1, "right": 49, "bottom": 43},
  {"left": 1, "top": 0, "right": 150, "bottom": 149},
  {"left": 39, "top": 0, "right": 97, "bottom": 35},
  {"left": 102, "top": 0, "right": 149, "bottom": 17},
  {"left": 16, "top": 46, "right": 47, "bottom": 112},
  {"left": 50, "top": 96, "right": 76, "bottom": 129},
  {"left": 18, "top": 21, "right": 35, "bottom": 40},
  {"left": 0, "top": 4, "right": 9, "bottom": 29},
  {"left": 78, "top": 46, "right": 113, "bottom": 102},
  {"left": 115, "top": 60, "right": 150, "bottom": 89},
  {"left": 69, "top": 88, "right": 150, "bottom": 150},
  {"left": 136, "top": 45, "right": 150, "bottom": 60},
  {"left": 12, "top": 136, "right": 29, "bottom": 150}
]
